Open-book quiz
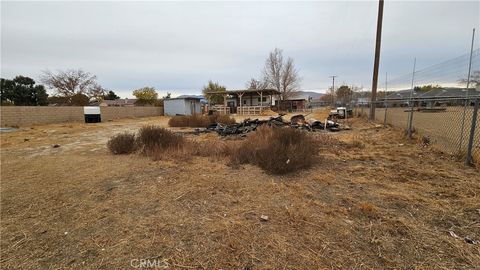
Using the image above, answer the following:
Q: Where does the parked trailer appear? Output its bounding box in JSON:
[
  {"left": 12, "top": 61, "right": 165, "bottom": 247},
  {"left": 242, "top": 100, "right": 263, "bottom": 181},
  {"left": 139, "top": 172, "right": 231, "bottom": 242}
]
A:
[{"left": 84, "top": 106, "right": 101, "bottom": 123}]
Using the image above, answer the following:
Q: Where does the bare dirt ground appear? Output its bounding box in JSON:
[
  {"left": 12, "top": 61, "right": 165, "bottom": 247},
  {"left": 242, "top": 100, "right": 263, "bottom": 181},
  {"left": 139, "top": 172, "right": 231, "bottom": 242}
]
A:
[{"left": 1, "top": 115, "right": 479, "bottom": 269}]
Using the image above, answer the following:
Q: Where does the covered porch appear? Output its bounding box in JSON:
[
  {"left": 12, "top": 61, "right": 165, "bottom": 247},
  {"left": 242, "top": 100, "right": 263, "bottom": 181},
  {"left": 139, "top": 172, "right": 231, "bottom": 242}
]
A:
[{"left": 205, "top": 89, "right": 280, "bottom": 115}]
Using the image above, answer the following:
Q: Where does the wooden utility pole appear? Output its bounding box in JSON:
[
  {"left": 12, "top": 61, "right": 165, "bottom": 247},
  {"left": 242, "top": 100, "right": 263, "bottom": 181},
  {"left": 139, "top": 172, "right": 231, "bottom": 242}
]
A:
[{"left": 370, "top": 0, "right": 384, "bottom": 120}]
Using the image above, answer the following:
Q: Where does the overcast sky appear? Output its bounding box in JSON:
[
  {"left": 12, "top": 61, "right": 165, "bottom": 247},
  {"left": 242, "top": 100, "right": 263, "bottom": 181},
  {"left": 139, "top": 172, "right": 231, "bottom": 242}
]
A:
[{"left": 1, "top": 1, "right": 479, "bottom": 98}]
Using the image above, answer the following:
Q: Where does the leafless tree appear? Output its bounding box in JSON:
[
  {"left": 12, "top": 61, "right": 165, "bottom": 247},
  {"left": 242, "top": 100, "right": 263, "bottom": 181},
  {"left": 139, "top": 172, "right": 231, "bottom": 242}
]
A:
[
  {"left": 459, "top": 70, "right": 480, "bottom": 87},
  {"left": 40, "top": 69, "right": 100, "bottom": 101},
  {"left": 88, "top": 83, "right": 107, "bottom": 102},
  {"left": 263, "top": 48, "right": 300, "bottom": 100},
  {"left": 245, "top": 78, "right": 268, "bottom": 90}
]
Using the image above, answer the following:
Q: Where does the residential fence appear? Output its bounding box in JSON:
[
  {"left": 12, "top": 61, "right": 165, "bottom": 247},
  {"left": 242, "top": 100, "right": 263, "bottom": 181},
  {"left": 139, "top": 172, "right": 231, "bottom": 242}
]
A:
[{"left": 354, "top": 97, "right": 480, "bottom": 166}]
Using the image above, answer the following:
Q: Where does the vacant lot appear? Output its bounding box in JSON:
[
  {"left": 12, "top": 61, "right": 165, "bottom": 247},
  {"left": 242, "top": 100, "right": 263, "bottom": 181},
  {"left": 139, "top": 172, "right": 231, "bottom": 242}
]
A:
[{"left": 1, "top": 116, "right": 479, "bottom": 269}]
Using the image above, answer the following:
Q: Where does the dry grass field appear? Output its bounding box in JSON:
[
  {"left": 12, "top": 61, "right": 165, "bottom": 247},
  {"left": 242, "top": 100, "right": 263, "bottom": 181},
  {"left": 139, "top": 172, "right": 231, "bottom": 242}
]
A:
[
  {"left": 374, "top": 107, "right": 480, "bottom": 162},
  {"left": 1, "top": 115, "right": 479, "bottom": 269}
]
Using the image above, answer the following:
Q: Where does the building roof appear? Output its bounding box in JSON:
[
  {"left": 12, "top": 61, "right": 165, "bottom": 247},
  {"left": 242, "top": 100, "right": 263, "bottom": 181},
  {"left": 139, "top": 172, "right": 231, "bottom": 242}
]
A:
[
  {"left": 164, "top": 96, "right": 202, "bottom": 101},
  {"left": 417, "top": 88, "right": 480, "bottom": 99},
  {"left": 281, "top": 99, "right": 306, "bottom": 101},
  {"left": 99, "top": 98, "right": 137, "bottom": 105},
  {"left": 205, "top": 89, "right": 281, "bottom": 95},
  {"left": 383, "top": 88, "right": 480, "bottom": 100},
  {"left": 176, "top": 95, "right": 204, "bottom": 99},
  {"left": 383, "top": 90, "right": 421, "bottom": 100}
]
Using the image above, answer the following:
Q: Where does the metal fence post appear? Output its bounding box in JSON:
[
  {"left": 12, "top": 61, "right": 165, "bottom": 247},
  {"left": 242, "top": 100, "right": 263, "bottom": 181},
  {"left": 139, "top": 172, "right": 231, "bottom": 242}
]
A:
[
  {"left": 466, "top": 98, "right": 479, "bottom": 166},
  {"left": 407, "top": 58, "right": 416, "bottom": 139},
  {"left": 383, "top": 100, "right": 388, "bottom": 127},
  {"left": 407, "top": 103, "right": 414, "bottom": 139}
]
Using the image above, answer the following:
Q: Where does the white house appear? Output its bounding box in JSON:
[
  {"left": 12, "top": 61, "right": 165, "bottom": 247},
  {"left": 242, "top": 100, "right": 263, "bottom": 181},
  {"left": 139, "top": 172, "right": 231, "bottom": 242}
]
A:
[{"left": 163, "top": 97, "right": 202, "bottom": 116}]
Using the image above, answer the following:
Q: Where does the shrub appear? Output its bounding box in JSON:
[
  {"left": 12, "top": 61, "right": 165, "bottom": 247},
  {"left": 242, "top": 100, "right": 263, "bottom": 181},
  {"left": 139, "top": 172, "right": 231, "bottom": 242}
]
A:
[
  {"left": 229, "top": 126, "right": 316, "bottom": 174},
  {"left": 168, "top": 115, "right": 211, "bottom": 127},
  {"left": 107, "top": 132, "right": 137, "bottom": 154},
  {"left": 137, "top": 125, "right": 185, "bottom": 156},
  {"left": 168, "top": 114, "right": 236, "bottom": 127}
]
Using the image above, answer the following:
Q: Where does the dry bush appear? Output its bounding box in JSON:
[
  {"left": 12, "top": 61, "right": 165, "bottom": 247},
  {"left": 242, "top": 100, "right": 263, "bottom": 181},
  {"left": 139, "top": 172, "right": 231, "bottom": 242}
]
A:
[
  {"left": 168, "top": 115, "right": 211, "bottom": 127},
  {"left": 229, "top": 126, "right": 317, "bottom": 174},
  {"left": 208, "top": 114, "right": 236, "bottom": 125},
  {"left": 224, "top": 141, "right": 251, "bottom": 165},
  {"left": 137, "top": 125, "right": 185, "bottom": 156},
  {"left": 168, "top": 114, "right": 236, "bottom": 128},
  {"left": 107, "top": 132, "right": 137, "bottom": 154}
]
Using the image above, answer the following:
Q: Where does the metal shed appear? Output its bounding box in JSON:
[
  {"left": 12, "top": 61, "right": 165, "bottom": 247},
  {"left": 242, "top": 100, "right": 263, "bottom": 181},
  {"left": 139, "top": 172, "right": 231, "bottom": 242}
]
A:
[{"left": 163, "top": 97, "right": 202, "bottom": 116}]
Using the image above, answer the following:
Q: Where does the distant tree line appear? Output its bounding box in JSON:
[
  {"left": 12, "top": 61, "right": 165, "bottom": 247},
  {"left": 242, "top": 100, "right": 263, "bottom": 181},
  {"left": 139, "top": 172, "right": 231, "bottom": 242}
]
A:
[
  {"left": 1, "top": 69, "right": 122, "bottom": 106},
  {"left": 1, "top": 69, "right": 171, "bottom": 107}
]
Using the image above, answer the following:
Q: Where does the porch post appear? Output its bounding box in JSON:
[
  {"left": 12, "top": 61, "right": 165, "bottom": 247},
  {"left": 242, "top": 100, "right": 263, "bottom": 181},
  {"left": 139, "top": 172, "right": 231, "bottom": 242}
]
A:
[
  {"left": 238, "top": 92, "right": 244, "bottom": 107},
  {"left": 223, "top": 94, "right": 227, "bottom": 106},
  {"left": 257, "top": 91, "right": 263, "bottom": 107},
  {"left": 238, "top": 92, "right": 244, "bottom": 115}
]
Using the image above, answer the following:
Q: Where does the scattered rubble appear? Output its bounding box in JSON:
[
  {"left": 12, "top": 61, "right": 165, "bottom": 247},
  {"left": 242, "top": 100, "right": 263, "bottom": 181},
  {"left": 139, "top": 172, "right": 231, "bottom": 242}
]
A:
[{"left": 208, "top": 114, "right": 343, "bottom": 136}]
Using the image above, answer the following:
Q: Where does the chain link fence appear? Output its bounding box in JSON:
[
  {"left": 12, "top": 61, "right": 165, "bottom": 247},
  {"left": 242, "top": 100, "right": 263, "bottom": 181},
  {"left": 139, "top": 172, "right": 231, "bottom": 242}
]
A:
[
  {"left": 347, "top": 47, "right": 480, "bottom": 165},
  {"left": 354, "top": 97, "right": 480, "bottom": 165}
]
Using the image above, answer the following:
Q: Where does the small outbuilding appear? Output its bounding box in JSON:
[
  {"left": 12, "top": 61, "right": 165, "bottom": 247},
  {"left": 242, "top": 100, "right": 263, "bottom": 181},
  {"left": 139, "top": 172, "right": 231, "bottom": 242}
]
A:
[
  {"left": 274, "top": 99, "right": 306, "bottom": 112},
  {"left": 163, "top": 97, "right": 202, "bottom": 116}
]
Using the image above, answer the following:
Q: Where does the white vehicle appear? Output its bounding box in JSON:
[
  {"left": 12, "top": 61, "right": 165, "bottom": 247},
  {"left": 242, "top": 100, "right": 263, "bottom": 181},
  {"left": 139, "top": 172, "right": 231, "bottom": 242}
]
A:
[{"left": 329, "top": 107, "right": 352, "bottom": 119}]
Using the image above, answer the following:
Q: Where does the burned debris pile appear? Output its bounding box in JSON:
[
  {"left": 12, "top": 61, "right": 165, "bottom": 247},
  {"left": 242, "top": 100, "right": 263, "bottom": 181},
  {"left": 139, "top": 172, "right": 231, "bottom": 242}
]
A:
[{"left": 208, "top": 114, "right": 343, "bottom": 136}]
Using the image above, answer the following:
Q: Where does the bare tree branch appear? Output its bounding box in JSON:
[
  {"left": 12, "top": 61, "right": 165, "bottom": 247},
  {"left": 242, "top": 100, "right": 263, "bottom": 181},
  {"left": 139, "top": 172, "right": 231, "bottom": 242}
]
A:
[
  {"left": 40, "top": 69, "right": 98, "bottom": 100},
  {"left": 263, "top": 48, "right": 300, "bottom": 100},
  {"left": 245, "top": 78, "right": 268, "bottom": 90}
]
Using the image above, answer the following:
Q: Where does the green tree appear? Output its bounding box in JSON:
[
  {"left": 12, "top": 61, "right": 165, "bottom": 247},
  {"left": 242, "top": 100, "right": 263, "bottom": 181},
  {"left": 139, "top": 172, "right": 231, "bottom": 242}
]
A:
[
  {"left": 335, "top": 85, "right": 353, "bottom": 106},
  {"left": 202, "top": 80, "right": 226, "bottom": 104},
  {"left": 132, "top": 87, "right": 158, "bottom": 105},
  {"left": 104, "top": 90, "right": 120, "bottom": 100},
  {"left": 0, "top": 76, "right": 48, "bottom": 106}
]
